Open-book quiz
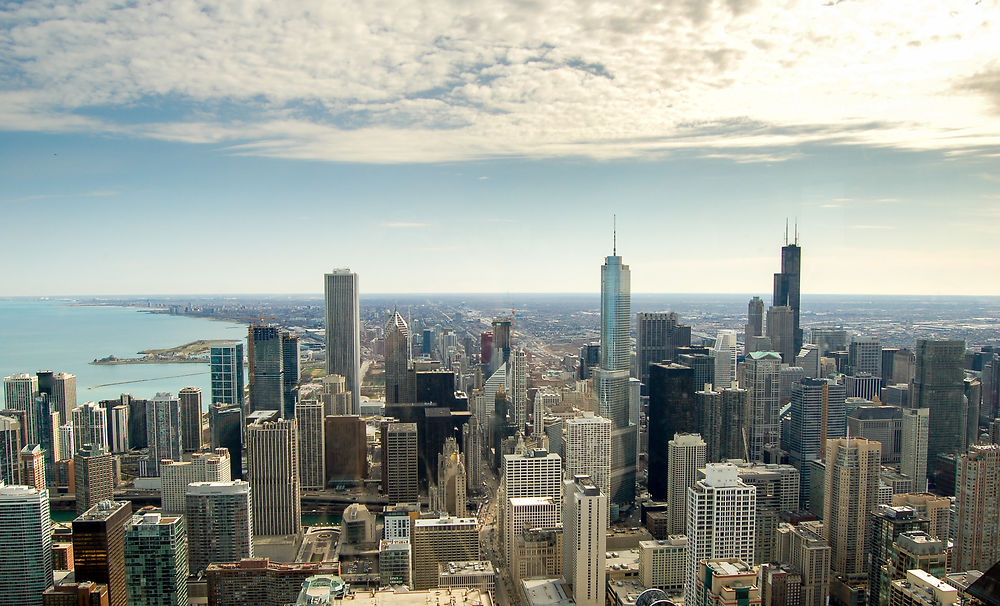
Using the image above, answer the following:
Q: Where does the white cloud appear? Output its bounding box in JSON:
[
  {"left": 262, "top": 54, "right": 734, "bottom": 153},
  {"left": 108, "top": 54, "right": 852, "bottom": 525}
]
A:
[{"left": 2, "top": 0, "right": 999, "bottom": 163}]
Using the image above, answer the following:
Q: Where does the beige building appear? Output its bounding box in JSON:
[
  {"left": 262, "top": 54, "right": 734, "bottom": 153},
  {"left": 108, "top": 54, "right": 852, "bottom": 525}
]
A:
[
  {"left": 888, "top": 569, "right": 957, "bottom": 606},
  {"left": 667, "top": 433, "right": 706, "bottom": 536},
  {"left": 824, "top": 437, "right": 881, "bottom": 577},
  {"left": 411, "top": 517, "right": 479, "bottom": 590},
  {"left": 775, "top": 522, "right": 831, "bottom": 606},
  {"left": 438, "top": 561, "right": 495, "bottom": 596},
  {"left": 892, "top": 493, "right": 951, "bottom": 543},
  {"left": 694, "top": 559, "right": 761, "bottom": 606},
  {"left": 160, "top": 448, "right": 231, "bottom": 513},
  {"left": 563, "top": 475, "right": 607, "bottom": 606},
  {"left": 295, "top": 400, "right": 325, "bottom": 490},
  {"left": 955, "top": 444, "right": 1000, "bottom": 571},
  {"left": 639, "top": 537, "right": 686, "bottom": 593}
]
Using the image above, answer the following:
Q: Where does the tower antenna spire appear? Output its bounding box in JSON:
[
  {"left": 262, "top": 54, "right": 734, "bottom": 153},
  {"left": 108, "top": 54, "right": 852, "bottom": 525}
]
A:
[
  {"left": 613, "top": 214, "right": 617, "bottom": 256},
  {"left": 785, "top": 218, "right": 789, "bottom": 246},
  {"left": 795, "top": 218, "right": 799, "bottom": 246}
]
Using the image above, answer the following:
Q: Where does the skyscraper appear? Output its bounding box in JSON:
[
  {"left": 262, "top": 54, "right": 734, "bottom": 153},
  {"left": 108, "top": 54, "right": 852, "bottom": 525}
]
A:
[
  {"left": 146, "top": 392, "right": 183, "bottom": 476},
  {"left": 648, "top": 362, "right": 696, "bottom": 500},
  {"left": 124, "top": 512, "right": 188, "bottom": 606},
  {"left": 185, "top": 481, "right": 253, "bottom": 574},
  {"left": 281, "top": 331, "right": 300, "bottom": 419},
  {"left": 954, "top": 444, "right": 1000, "bottom": 572},
  {"left": 744, "top": 297, "right": 765, "bottom": 356},
  {"left": 0, "top": 415, "right": 21, "bottom": 484},
  {"left": 0, "top": 484, "right": 53, "bottom": 605},
  {"left": 431, "top": 437, "right": 466, "bottom": 516},
  {"left": 72, "top": 402, "right": 109, "bottom": 452},
  {"left": 667, "top": 433, "right": 705, "bottom": 536},
  {"left": 507, "top": 349, "right": 529, "bottom": 431},
  {"left": 295, "top": 399, "right": 325, "bottom": 490},
  {"left": 247, "top": 419, "right": 300, "bottom": 536},
  {"left": 823, "top": 437, "right": 881, "bottom": 577},
  {"left": 73, "top": 500, "right": 132, "bottom": 606},
  {"left": 38, "top": 371, "right": 77, "bottom": 425},
  {"left": 911, "top": 340, "right": 967, "bottom": 466},
  {"left": 3, "top": 374, "right": 38, "bottom": 435},
  {"left": 384, "top": 422, "right": 418, "bottom": 503},
  {"left": 901, "top": 408, "right": 930, "bottom": 493},
  {"left": 210, "top": 341, "right": 245, "bottom": 407},
  {"left": 563, "top": 413, "right": 612, "bottom": 500},
  {"left": 729, "top": 461, "right": 800, "bottom": 564},
  {"left": 868, "top": 505, "right": 929, "bottom": 605},
  {"left": 20, "top": 444, "right": 45, "bottom": 490},
  {"left": 324, "top": 268, "right": 361, "bottom": 414},
  {"left": 713, "top": 330, "right": 739, "bottom": 389},
  {"left": 411, "top": 516, "right": 480, "bottom": 590},
  {"left": 745, "top": 351, "right": 782, "bottom": 462},
  {"left": 772, "top": 232, "right": 802, "bottom": 353},
  {"left": 699, "top": 384, "right": 749, "bottom": 462},
  {"left": 178, "top": 387, "right": 203, "bottom": 453},
  {"left": 385, "top": 311, "right": 412, "bottom": 405},
  {"left": 635, "top": 312, "right": 692, "bottom": 388},
  {"left": 849, "top": 335, "right": 883, "bottom": 377},
  {"left": 789, "top": 378, "right": 846, "bottom": 510},
  {"left": 684, "top": 463, "right": 757, "bottom": 606},
  {"left": 160, "top": 448, "right": 232, "bottom": 513},
  {"left": 248, "top": 324, "right": 285, "bottom": 415},
  {"left": 599, "top": 247, "right": 636, "bottom": 509},
  {"left": 74, "top": 443, "right": 114, "bottom": 515},
  {"left": 209, "top": 403, "right": 243, "bottom": 480},
  {"left": 766, "top": 305, "right": 797, "bottom": 365},
  {"left": 564, "top": 475, "right": 608, "bottom": 606}
]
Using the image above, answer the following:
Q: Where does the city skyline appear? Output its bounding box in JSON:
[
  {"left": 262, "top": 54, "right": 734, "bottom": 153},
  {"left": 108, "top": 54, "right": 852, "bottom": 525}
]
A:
[{"left": 1, "top": 3, "right": 999, "bottom": 297}]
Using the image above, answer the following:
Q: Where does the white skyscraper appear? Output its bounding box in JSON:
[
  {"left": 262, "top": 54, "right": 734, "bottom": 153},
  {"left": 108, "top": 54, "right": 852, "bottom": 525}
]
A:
[
  {"left": 146, "top": 393, "right": 183, "bottom": 476},
  {"left": 247, "top": 419, "right": 300, "bottom": 536},
  {"left": 324, "top": 269, "right": 361, "bottom": 414},
  {"left": 599, "top": 246, "right": 635, "bottom": 508},
  {"left": 0, "top": 483, "right": 53, "bottom": 605},
  {"left": 57, "top": 422, "right": 74, "bottom": 460},
  {"left": 507, "top": 349, "right": 529, "bottom": 432},
  {"left": 667, "top": 433, "right": 706, "bottom": 536},
  {"left": 563, "top": 413, "right": 612, "bottom": 499},
  {"left": 684, "top": 463, "right": 757, "bottom": 605},
  {"left": 108, "top": 405, "right": 129, "bottom": 453},
  {"left": 563, "top": 475, "right": 608, "bottom": 606},
  {"left": 713, "top": 330, "right": 739, "bottom": 389},
  {"left": 744, "top": 351, "right": 782, "bottom": 462},
  {"left": 72, "top": 402, "right": 109, "bottom": 452},
  {"left": 502, "top": 448, "right": 563, "bottom": 503},
  {"left": 901, "top": 407, "right": 930, "bottom": 492},
  {"left": 3, "top": 373, "right": 38, "bottom": 416}
]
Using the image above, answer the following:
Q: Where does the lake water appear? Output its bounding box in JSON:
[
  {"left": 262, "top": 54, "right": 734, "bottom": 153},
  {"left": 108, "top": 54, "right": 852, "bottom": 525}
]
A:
[{"left": 0, "top": 299, "right": 246, "bottom": 410}]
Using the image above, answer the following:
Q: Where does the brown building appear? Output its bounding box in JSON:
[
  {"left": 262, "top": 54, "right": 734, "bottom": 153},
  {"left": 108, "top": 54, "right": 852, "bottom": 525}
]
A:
[
  {"left": 42, "top": 582, "right": 110, "bottom": 606},
  {"left": 72, "top": 500, "right": 131, "bottom": 606},
  {"left": 206, "top": 559, "right": 340, "bottom": 606},
  {"left": 53, "top": 542, "right": 74, "bottom": 570},
  {"left": 325, "top": 415, "right": 366, "bottom": 484}
]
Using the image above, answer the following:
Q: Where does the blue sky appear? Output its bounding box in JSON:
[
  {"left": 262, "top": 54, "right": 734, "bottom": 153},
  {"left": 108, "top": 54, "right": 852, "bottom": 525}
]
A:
[{"left": 1, "top": 0, "right": 999, "bottom": 295}]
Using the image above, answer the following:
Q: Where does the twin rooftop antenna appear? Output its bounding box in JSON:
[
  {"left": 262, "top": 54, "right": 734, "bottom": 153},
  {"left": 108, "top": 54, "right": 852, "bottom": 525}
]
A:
[
  {"left": 784, "top": 218, "right": 800, "bottom": 246},
  {"left": 613, "top": 214, "right": 616, "bottom": 256}
]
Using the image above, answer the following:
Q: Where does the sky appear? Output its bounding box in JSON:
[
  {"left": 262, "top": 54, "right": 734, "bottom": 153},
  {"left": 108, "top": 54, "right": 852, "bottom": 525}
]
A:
[{"left": 1, "top": 0, "right": 999, "bottom": 296}]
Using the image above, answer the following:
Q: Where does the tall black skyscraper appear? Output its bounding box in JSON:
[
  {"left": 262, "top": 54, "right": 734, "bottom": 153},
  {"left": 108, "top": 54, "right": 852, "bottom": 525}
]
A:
[
  {"left": 647, "top": 362, "right": 696, "bottom": 501},
  {"left": 772, "top": 227, "right": 802, "bottom": 352}
]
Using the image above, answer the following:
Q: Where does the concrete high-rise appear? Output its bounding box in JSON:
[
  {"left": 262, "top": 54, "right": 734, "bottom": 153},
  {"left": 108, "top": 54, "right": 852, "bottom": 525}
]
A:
[
  {"left": 384, "top": 311, "right": 412, "bottom": 405},
  {"left": 823, "top": 437, "right": 881, "bottom": 577},
  {"left": 745, "top": 297, "right": 765, "bottom": 357},
  {"left": 248, "top": 324, "right": 285, "bottom": 415},
  {"left": 295, "top": 399, "right": 325, "bottom": 490},
  {"left": 186, "top": 481, "right": 253, "bottom": 574},
  {"left": 868, "top": 505, "right": 929, "bottom": 604},
  {"left": 849, "top": 336, "right": 883, "bottom": 377},
  {"left": 74, "top": 443, "right": 113, "bottom": 514},
  {"left": 20, "top": 444, "right": 45, "bottom": 490},
  {"left": 667, "top": 433, "right": 705, "bottom": 536},
  {"left": 247, "top": 419, "right": 300, "bottom": 536},
  {"left": 911, "top": 340, "right": 967, "bottom": 465},
  {"left": 72, "top": 402, "right": 109, "bottom": 452},
  {"left": 160, "top": 448, "right": 231, "bottom": 513},
  {"left": 210, "top": 341, "right": 245, "bottom": 406},
  {"left": 107, "top": 405, "right": 128, "bottom": 453},
  {"left": 789, "top": 378, "right": 846, "bottom": 510},
  {"left": 772, "top": 234, "right": 802, "bottom": 353},
  {"left": 179, "top": 387, "right": 203, "bottom": 452},
  {"left": 73, "top": 500, "right": 132, "bottom": 606},
  {"left": 384, "top": 422, "right": 418, "bottom": 503},
  {"left": 954, "top": 444, "right": 1000, "bottom": 571},
  {"left": 324, "top": 269, "right": 361, "bottom": 414},
  {"left": 562, "top": 413, "right": 612, "bottom": 500},
  {"left": 564, "top": 475, "right": 608, "bottom": 606},
  {"left": 503, "top": 447, "right": 563, "bottom": 502},
  {"left": 146, "top": 393, "right": 183, "bottom": 476},
  {"left": 648, "top": 362, "right": 696, "bottom": 500},
  {"left": 901, "top": 407, "right": 930, "bottom": 493},
  {"left": 411, "top": 516, "right": 479, "bottom": 590},
  {"left": 3, "top": 374, "right": 38, "bottom": 434},
  {"left": 684, "top": 463, "right": 757, "bottom": 606},
  {"left": 635, "top": 312, "right": 692, "bottom": 388},
  {"left": 0, "top": 484, "right": 53, "bottom": 605},
  {"left": 766, "top": 305, "right": 797, "bottom": 364},
  {"left": 713, "top": 330, "right": 739, "bottom": 389},
  {"left": 745, "top": 351, "right": 782, "bottom": 462},
  {"left": 775, "top": 522, "right": 831, "bottom": 606},
  {"left": 599, "top": 248, "right": 637, "bottom": 509},
  {"left": 699, "top": 385, "right": 749, "bottom": 462},
  {"left": 124, "top": 512, "right": 188, "bottom": 606},
  {"left": 507, "top": 349, "right": 529, "bottom": 432}
]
